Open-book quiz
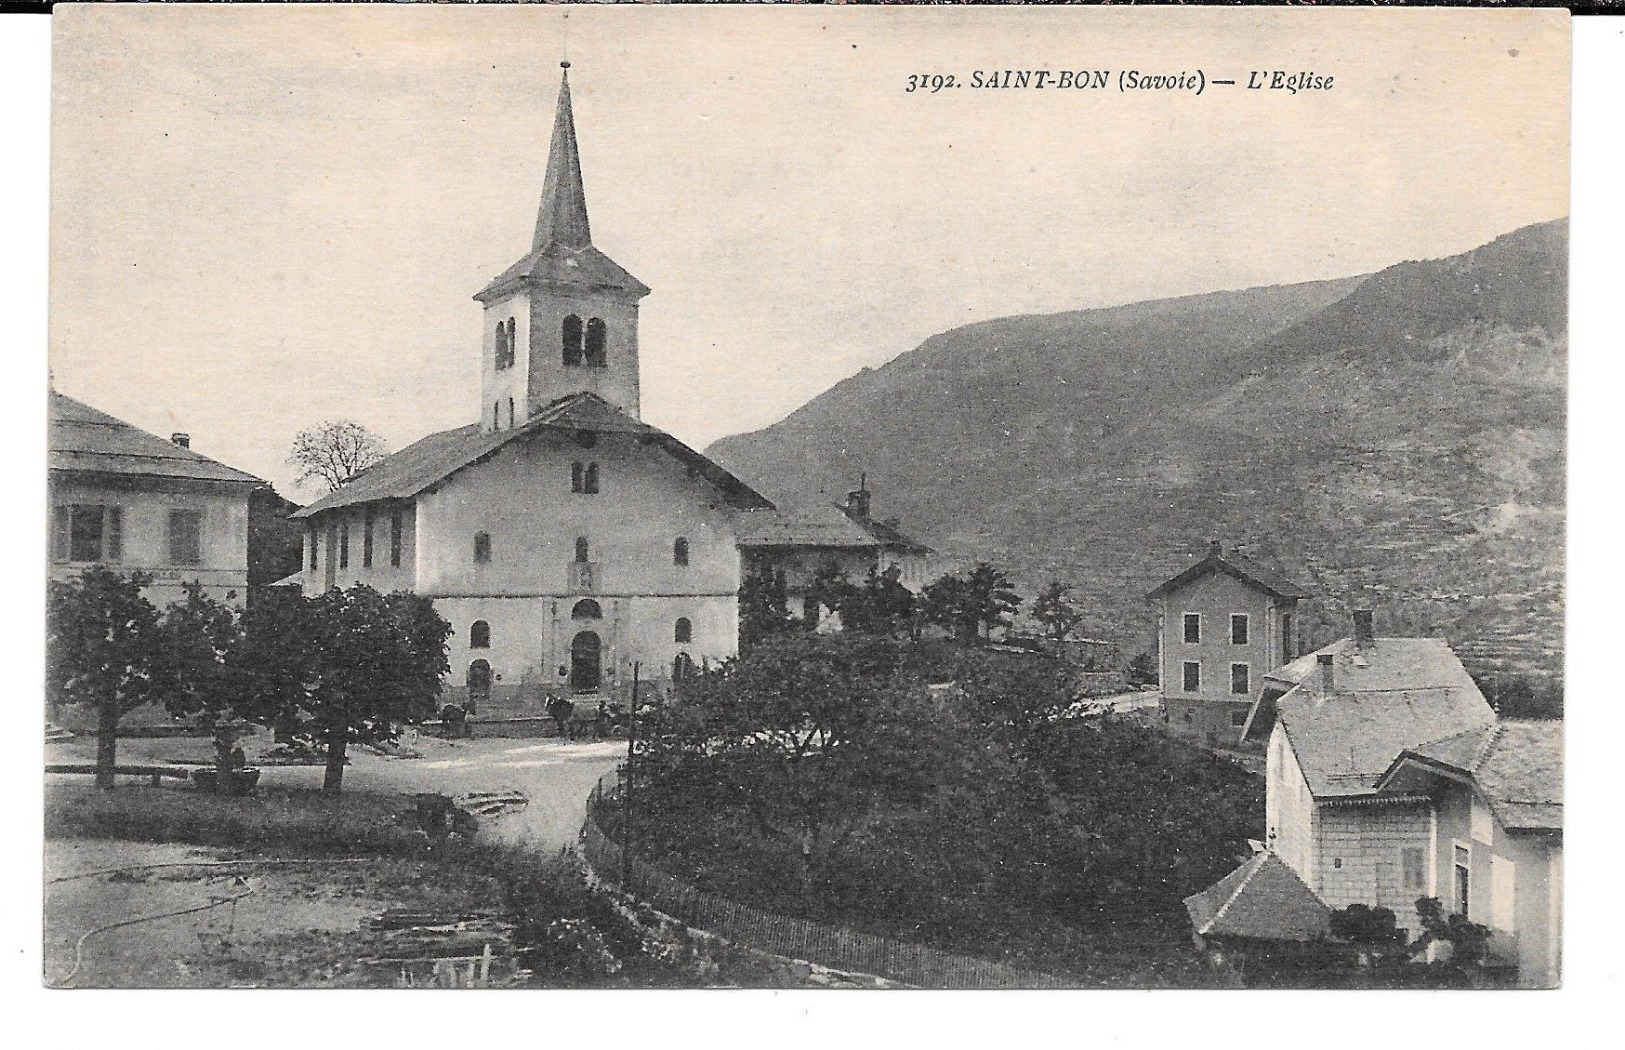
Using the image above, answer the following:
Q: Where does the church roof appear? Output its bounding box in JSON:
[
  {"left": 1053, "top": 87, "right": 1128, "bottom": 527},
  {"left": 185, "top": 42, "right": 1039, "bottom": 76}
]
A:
[
  {"left": 49, "top": 390, "right": 264, "bottom": 487},
  {"left": 1145, "top": 541, "right": 1311, "bottom": 602},
  {"left": 475, "top": 67, "right": 648, "bottom": 302},
  {"left": 291, "top": 392, "right": 772, "bottom": 518}
]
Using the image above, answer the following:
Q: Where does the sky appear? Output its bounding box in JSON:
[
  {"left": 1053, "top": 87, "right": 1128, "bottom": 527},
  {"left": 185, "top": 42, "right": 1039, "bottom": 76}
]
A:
[{"left": 48, "top": 5, "right": 1569, "bottom": 498}]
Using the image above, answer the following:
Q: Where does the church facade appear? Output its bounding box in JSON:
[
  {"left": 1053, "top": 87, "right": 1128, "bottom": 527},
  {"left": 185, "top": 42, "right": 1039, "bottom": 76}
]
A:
[{"left": 290, "top": 67, "right": 777, "bottom": 714}]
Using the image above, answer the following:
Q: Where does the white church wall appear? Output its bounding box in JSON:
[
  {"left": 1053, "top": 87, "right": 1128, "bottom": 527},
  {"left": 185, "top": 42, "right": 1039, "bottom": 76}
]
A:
[{"left": 414, "top": 427, "right": 742, "bottom": 601}]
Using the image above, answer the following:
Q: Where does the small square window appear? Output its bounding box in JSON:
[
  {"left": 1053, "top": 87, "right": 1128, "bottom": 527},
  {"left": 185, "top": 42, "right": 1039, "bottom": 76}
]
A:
[
  {"left": 1183, "top": 613, "right": 1201, "bottom": 644},
  {"left": 1231, "top": 613, "right": 1249, "bottom": 645},
  {"left": 1182, "top": 661, "right": 1201, "bottom": 693},
  {"left": 1231, "top": 662, "right": 1250, "bottom": 695}
]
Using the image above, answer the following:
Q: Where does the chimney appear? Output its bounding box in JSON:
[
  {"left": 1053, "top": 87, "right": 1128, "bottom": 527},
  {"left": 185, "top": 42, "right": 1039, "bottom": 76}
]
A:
[
  {"left": 170, "top": 432, "right": 191, "bottom": 448},
  {"left": 1317, "top": 652, "right": 1335, "bottom": 694},
  {"left": 845, "top": 475, "right": 871, "bottom": 521},
  {"left": 1353, "top": 609, "right": 1375, "bottom": 648}
]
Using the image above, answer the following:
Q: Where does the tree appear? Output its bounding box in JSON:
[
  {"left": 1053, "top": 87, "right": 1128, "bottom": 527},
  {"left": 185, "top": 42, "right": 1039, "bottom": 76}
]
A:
[
  {"left": 1126, "top": 651, "right": 1158, "bottom": 688},
  {"left": 639, "top": 634, "right": 950, "bottom": 898},
  {"left": 158, "top": 583, "right": 259, "bottom": 782},
  {"left": 739, "top": 565, "right": 793, "bottom": 648},
  {"left": 1032, "top": 580, "right": 1085, "bottom": 648},
  {"left": 47, "top": 566, "right": 169, "bottom": 789},
  {"left": 838, "top": 565, "right": 916, "bottom": 637},
  {"left": 238, "top": 585, "right": 451, "bottom": 794},
  {"left": 922, "top": 563, "right": 1022, "bottom": 644},
  {"left": 288, "top": 420, "right": 388, "bottom": 493}
]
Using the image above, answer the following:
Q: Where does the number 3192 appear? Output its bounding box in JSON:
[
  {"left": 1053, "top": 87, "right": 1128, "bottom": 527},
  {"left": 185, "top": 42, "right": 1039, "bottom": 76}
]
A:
[{"left": 906, "top": 74, "right": 957, "bottom": 94}]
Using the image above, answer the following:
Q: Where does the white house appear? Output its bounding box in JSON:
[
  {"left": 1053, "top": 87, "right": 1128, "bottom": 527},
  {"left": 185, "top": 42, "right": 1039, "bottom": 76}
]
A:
[
  {"left": 1237, "top": 614, "right": 1497, "bottom": 932},
  {"left": 50, "top": 390, "right": 264, "bottom": 609}
]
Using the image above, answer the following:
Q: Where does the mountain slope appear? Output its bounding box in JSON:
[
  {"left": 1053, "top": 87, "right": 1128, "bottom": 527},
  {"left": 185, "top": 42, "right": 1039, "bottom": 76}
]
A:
[{"left": 709, "top": 220, "right": 1566, "bottom": 676}]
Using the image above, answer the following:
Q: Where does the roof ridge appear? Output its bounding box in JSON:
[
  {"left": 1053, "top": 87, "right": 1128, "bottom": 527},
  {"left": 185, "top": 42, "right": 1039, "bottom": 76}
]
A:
[
  {"left": 1206, "top": 852, "right": 1267, "bottom": 930},
  {"left": 1468, "top": 721, "right": 1505, "bottom": 772}
]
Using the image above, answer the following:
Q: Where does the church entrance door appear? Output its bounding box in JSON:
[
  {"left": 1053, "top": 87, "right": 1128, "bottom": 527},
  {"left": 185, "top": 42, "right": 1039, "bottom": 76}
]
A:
[{"left": 570, "top": 631, "right": 602, "bottom": 691}]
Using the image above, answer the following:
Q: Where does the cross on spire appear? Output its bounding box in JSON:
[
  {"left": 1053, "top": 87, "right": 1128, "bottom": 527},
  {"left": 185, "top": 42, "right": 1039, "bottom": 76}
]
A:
[{"left": 534, "top": 63, "right": 591, "bottom": 251}]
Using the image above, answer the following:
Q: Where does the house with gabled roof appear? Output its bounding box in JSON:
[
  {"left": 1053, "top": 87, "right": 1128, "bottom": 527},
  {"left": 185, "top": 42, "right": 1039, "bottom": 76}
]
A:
[
  {"left": 1146, "top": 540, "right": 1311, "bottom": 749},
  {"left": 735, "top": 480, "right": 932, "bottom": 627},
  {"left": 1237, "top": 611, "right": 1498, "bottom": 935},
  {"left": 50, "top": 389, "right": 266, "bottom": 608},
  {"left": 1377, "top": 720, "right": 1562, "bottom": 986}
]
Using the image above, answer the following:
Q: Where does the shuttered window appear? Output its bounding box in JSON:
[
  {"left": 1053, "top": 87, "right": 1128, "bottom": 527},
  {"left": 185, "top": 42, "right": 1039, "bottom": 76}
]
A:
[{"left": 168, "top": 509, "right": 203, "bottom": 566}]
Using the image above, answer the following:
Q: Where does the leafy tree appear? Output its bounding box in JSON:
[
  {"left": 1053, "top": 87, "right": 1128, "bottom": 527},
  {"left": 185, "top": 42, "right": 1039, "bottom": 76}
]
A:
[
  {"left": 47, "top": 566, "right": 169, "bottom": 789},
  {"left": 638, "top": 634, "right": 950, "bottom": 897},
  {"left": 739, "top": 565, "right": 793, "bottom": 648},
  {"left": 158, "top": 582, "right": 260, "bottom": 781},
  {"left": 947, "top": 647, "right": 1076, "bottom": 741},
  {"left": 1032, "top": 580, "right": 1085, "bottom": 648},
  {"left": 288, "top": 419, "right": 388, "bottom": 493},
  {"left": 922, "top": 563, "right": 1022, "bottom": 644},
  {"left": 238, "top": 585, "right": 451, "bottom": 793},
  {"left": 836, "top": 565, "right": 916, "bottom": 637},
  {"left": 1472, "top": 670, "right": 1563, "bottom": 720},
  {"left": 1126, "top": 650, "right": 1158, "bottom": 688}
]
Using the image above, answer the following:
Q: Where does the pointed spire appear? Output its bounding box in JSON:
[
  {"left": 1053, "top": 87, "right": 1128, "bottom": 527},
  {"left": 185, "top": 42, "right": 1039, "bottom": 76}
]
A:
[{"left": 534, "top": 63, "right": 592, "bottom": 251}]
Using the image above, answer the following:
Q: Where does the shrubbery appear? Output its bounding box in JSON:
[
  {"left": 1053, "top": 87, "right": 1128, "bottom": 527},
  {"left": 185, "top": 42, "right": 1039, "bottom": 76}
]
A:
[{"left": 614, "top": 632, "right": 1262, "bottom": 974}]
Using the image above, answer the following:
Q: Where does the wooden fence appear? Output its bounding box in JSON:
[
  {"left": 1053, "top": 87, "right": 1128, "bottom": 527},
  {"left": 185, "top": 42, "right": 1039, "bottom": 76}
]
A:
[{"left": 581, "top": 773, "right": 1072, "bottom": 989}]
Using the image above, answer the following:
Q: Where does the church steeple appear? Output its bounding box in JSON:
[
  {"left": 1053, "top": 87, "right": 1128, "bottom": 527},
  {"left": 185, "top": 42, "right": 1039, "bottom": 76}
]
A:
[
  {"left": 475, "top": 62, "right": 650, "bottom": 430},
  {"left": 533, "top": 64, "right": 591, "bottom": 251}
]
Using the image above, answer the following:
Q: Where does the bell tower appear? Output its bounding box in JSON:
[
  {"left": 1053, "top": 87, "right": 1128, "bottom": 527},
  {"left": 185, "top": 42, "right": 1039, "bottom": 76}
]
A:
[{"left": 474, "top": 63, "right": 651, "bottom": 431}]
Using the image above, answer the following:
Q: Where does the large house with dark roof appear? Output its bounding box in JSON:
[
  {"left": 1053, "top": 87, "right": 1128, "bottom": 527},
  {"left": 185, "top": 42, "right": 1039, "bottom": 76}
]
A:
[
  {"left": 288, "top": 67, "right": 925, "bottom": 713},
  {"left": 50, "top": 390, "right": 265, "bottom": 608},
  {"left": 1146, "top": 541, "right": 1311, "bottom": 748}
]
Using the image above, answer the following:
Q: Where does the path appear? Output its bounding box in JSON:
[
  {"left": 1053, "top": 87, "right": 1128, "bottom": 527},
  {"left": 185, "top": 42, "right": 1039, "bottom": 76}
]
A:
[{"left": 46, "top": 735, "right": 624, "bottom": 851}]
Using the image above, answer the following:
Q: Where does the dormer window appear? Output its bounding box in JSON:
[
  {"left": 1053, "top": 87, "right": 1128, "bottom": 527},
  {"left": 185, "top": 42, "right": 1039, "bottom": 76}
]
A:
[
  {"left": 585, "top": 317, "right": 608, "bottom": 367},
  {"left": 562, "top": 314, "right": 584, "bottom": 366}
]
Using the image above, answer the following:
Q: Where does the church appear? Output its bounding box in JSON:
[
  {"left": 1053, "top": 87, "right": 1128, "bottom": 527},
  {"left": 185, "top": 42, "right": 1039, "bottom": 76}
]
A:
[{"left": 289, "top": 66, "right": 927, "bottom": 715}]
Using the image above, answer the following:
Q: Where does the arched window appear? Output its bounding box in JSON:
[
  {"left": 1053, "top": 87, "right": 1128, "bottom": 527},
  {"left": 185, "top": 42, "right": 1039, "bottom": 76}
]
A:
[
  {"left": 673, "top": 652, "right": 694, "bottom": 681},
  {"left": 585, "top": 317, "right": 608, "bottom": 367},
  {"left": 571, "top": 599, "right": 602, "bottom": 620},
  {"left": 506, "top": 317, "right": 517, "bottom": 365},
  {"left": 673, "top": 537, "right": 690, "bottom": 566},
  {"left": 507, "top": 398, "right": 515, "bottom": 428},
  {"left": 674, "top": 617, "right": 693, "bottom": 644},
  {"left": 473, "top": 531, "right": 491, "bottom": 564},
  {"left": 470, "top": 621, "right": 491, "bottom": 649},
  {"left": 494, "top": 321, "right": 508, "bottom": 370},
  {"left": 571, "top": 461, "right": 584, "bottom": 493},
  {"left": 583, "top": 463, "right": 600, "bottom": 494},
  {"left": 562, "top": 314, "right": 584, "bottom": 366},
  {"left": 575, "top": 537, "right": 590, "bottom": 563},
  {"left": 493, "top": 402, "right": 501, "bottom": 430}
]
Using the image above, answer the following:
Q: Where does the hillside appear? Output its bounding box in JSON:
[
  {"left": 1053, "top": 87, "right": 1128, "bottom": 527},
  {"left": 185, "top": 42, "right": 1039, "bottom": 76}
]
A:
[{"left": 708, "top": 220, "right": 1567, "bottom": 679}]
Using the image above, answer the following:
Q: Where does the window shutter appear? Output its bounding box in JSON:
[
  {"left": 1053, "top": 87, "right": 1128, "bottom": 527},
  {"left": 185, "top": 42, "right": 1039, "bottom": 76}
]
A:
[
  {"left": 52, "top": 507, "right": 69, "bottom": 561},
  {"left": 105, "top": 506, "right": 123, "bottom": 562}
]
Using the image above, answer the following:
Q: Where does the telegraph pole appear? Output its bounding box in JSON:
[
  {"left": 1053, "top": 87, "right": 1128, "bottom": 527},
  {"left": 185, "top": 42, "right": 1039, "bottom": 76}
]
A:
[{"left": 621, "top": 661, "right": 639, "bottom": 889}]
